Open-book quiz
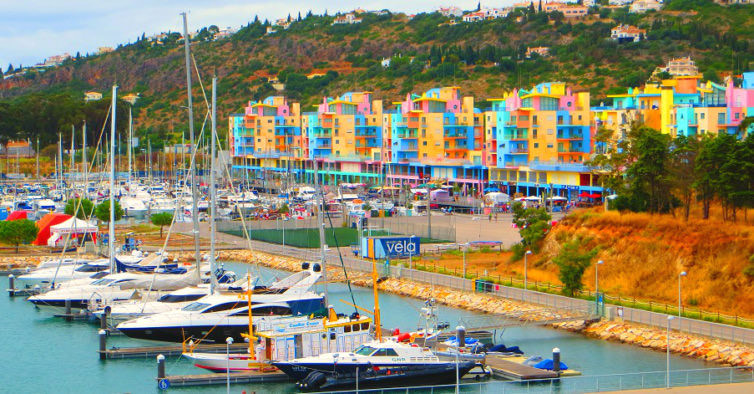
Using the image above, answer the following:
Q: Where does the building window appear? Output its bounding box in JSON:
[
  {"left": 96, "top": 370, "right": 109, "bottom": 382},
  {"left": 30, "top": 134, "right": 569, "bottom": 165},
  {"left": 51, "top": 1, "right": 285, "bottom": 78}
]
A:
[
  {"left": 532, "top": 130, "right": 538, "bottom": 139},
  {"left": 423, "top": 141, "right": 427, "bottom": 146},
  {"left": 547, "top": 129, "right": 553, "bottom": 135},
  {"left": 547, "top": 144, "right": 553, "bottom": 148},
  {"left": 534, "top": 143, "right": 539, "bottom": 148}
]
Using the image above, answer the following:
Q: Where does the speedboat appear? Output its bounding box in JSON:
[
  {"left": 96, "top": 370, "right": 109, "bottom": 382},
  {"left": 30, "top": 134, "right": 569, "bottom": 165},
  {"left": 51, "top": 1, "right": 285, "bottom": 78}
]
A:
[
  {"left": 27, "top": 269, "right": 204, "bottom": 313},
  {"left": 15, "top": 259, "right": 110, "bottom": 288},
  {"left": 273, "top": 340, "right": 476, "bottom": 391},
  {"left": 116, "top": 263, "right": 326, "bottom": 343},
  {"left": 121, "top": 196, "right": 148, "bottom": 218}
]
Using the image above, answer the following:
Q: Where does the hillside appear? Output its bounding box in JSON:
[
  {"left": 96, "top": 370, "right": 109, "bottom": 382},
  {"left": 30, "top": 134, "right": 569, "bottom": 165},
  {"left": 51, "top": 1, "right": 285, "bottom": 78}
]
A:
[{"left": 1, "top": 0, "right": 753, "bottom": 148}]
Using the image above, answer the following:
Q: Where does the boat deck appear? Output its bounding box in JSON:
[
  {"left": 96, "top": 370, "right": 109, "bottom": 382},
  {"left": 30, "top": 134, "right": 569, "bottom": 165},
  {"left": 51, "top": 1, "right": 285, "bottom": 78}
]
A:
[{"left": 160, "top": 370, "right": 289, "bottom": 387}]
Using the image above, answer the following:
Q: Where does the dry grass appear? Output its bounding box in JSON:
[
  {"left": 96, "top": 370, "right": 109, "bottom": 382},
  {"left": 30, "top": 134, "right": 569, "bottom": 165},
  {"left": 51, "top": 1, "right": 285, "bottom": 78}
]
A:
[
  {"left": 427, "top": 206, "right": 754, "bottom": 318},
  {"left": 541, "top": 209, "right": 754, "bottom": 317}
]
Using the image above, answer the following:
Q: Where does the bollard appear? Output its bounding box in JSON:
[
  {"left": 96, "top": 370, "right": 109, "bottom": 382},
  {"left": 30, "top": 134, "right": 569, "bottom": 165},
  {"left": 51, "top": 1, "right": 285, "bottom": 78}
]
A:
[
  {"left": 65, "top": 299, "right": 72, "bottom": 316},
  {"left": 100, "top": 306, "right": 111, "bottom": 331},
  {"left": 456, "top": 326, "right": 466, "bottom": 348},
  {"left": 157, "top": 354, "right": 166, "bottom": 379},
  {"left": 8, "top": 274, "right": 15, "bottom": 295},
  {"left": 99, "top": 329, "right": 107, "bottom": 360},
  {"left": 552, "top": 347, "right": 561, "bottom": 374}
]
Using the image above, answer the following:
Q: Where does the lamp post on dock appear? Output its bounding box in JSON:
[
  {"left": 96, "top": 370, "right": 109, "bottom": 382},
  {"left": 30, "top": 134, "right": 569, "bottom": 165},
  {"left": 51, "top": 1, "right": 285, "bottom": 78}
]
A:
[
  {"left": 226, "top": 336, "right": 233, "bottom": 394},
  {"left": 666, "top": 315, "right": 675, "bottom": 388},
  {"left": 595, "top": 260, "right": 604, "bottom": 316}
]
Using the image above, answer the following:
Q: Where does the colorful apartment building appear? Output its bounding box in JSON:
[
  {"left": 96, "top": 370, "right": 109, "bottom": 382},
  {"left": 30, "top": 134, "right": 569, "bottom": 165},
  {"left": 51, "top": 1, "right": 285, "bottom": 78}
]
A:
[
  {"left": 485, "top": 82, "right": 598, "bottom": 198},
  {"left": 385, "top": 87, "right": 486, "bottom": 190},
  {"left": 228, "top": 77, "right": 754, "bottom": 195},
  {"left": 302, "top": 92, "right": 385, "bottom": 184},
  {"left": 594, "top": 75, "right": 729, "bottom": 138},
  {"left": 229, "top": 96, "right": 303, "bottom": 181}
]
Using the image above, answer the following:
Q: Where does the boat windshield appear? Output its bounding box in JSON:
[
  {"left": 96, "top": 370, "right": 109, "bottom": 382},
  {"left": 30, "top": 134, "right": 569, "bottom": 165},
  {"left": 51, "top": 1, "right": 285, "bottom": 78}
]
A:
[
  {"left": 91, "top": 278, "right": 115, "bottom": 286},
  {"left": 182, "top": 302, "right": 210, "bottom": 311},
  {"left": 353, "top": 346, "right": 376, "bottom": 356}
]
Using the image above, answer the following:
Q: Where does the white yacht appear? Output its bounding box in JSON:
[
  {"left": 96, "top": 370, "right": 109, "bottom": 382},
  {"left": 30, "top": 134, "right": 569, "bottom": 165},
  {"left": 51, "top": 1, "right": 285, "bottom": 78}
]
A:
[
  {"left": 27, "top": 269, "right": 204, "bottom": 313},
  {"left": 15, "top": 259, "right": 109, "bottom": 288}
]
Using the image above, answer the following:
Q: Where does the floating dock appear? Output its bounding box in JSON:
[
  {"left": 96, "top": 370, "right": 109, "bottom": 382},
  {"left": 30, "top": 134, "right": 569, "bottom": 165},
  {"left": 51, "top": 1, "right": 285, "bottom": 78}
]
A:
[
  {"left": 159, "top": 371, "right": 289, "bottom": 387},
  {"left": 485, "top": 355, "right": 581, "bottom": 380},
  {"left": 100, "top": 343, "right": 252, "bottom": 359}
]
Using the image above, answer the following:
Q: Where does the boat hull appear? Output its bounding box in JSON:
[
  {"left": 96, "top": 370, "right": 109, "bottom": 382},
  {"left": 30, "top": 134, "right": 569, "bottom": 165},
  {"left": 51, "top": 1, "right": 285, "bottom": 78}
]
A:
[
  {"left": 274, "top": 360, "right": 476, "bottom": 390},
  {"left": 118, "top": 324, "right": 252, "bottom": 344}
]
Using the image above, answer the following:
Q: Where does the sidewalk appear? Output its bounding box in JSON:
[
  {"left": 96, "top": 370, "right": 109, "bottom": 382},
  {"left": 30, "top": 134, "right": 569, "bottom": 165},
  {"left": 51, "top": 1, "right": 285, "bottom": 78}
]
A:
[{"left": 603, "top": 381, "right": 754, "bottom": 393}]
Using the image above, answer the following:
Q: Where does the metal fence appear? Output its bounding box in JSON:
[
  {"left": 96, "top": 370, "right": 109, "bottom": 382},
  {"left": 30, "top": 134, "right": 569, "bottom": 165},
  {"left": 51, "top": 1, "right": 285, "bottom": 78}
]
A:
[
  {"left": 322, "top": 366, "right": 754, "bottom": 394},
  {"left": 328, "top": 252, "right": 754, "bottom": 346}
]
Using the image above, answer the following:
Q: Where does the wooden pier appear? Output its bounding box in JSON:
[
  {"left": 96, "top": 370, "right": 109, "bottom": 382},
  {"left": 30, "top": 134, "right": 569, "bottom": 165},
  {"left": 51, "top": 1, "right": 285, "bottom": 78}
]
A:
[
  {"left": 486, "top": 356, "right": 558, "bottom": 380},
  {"left": 160, "top": 370, "right": 289, "bottom": 387},
  {"left": 100, "top": 343, "right": 252, "bottom": 359}
]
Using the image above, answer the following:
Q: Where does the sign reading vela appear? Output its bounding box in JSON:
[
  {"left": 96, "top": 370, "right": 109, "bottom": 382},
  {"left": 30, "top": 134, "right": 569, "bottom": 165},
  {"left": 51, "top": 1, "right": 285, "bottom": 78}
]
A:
[{"left": 379, "top": 236, "right": 420, "bottom": 258}]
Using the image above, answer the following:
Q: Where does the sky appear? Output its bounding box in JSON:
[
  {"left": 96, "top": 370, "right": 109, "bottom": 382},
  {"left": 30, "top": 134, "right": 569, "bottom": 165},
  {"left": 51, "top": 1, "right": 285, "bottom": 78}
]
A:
[{"left": 0, "top": 0, "right": 518, "bottom": 70}]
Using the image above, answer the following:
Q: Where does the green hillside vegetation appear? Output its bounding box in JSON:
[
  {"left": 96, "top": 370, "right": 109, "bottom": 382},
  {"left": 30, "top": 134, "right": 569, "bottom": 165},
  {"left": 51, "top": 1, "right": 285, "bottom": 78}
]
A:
[{"left": 0, "top": 0, "right": 752, "bottom": 148}]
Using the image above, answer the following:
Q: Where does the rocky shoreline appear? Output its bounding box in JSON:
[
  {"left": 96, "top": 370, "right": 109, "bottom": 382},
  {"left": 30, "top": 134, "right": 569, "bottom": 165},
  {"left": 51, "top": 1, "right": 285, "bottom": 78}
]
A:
[{"left": 5, "top": 249, "right": 753, "bottom": 368}]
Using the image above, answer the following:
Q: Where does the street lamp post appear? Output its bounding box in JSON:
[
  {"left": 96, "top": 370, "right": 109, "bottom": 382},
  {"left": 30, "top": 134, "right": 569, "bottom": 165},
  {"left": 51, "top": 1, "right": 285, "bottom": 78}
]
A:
[
  {"left": 524, "top": 250, "right": 532, "bottom": 300},
  {"left": 595, "top": 260, "right": 604, "bottom": 296},
  {"left": 462, "top": 243, "right": 469, "bottom": 279},
  {"left": 595, "top": 260, "right": 604, "bottom": 316},
  {"left": 678, "top": 271, "right": 687, "bottom": 330},
  {"left": 667, "top": 316, "right": 675, "bottom": 388}
]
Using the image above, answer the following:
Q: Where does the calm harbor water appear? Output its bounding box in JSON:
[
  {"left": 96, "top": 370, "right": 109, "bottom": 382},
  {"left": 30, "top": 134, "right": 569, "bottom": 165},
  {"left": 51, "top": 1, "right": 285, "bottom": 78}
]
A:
[{"left": 3, "top": 262, "right": 716, "bottom": 393}]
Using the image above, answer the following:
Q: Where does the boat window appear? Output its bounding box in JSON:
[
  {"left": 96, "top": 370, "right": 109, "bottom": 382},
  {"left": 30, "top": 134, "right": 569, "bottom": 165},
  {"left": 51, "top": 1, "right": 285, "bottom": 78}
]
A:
[
  {"left": 75, "top": 264, "right": 106, "bottom": 272},
  {"left": 374, "top": 348, "right": 399, "bottom": 357},
  {"left": 353, "top": 346, "right": 376, "bottom": 356},
  {"left": 91, "top": 278, "right": 115, "bottom": 286},
  {"left": 202, "top": 301, "right": 244, "bottom": 313},
  {"left": 352, "top": 323, "right": 360, "bottom": 332},
  {"left": 157, "top": 294, "right": 205, "bottom": 303},
  {"left": 361, "top": 322, "right": 370, "bottom": 331},
  {"left": 344, "top": 325, "right": 351, "bottom": 333},
  {"left": 253, "top": 306, "right": 292, "bottom": 315},
  {"left": 111, "top": 279, "right": 135, "bottom": 286},
  {"left": 182, "top": 302, "right": 210, "bottom": 311}
]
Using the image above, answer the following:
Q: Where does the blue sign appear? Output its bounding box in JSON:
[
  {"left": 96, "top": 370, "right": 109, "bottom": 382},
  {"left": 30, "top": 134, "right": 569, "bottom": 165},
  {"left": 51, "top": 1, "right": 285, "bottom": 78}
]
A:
[
  {"left": 378, "top": 236, "right": 420, "bottom": 258},
  {"left": 362, "top": 236, "right": 421, "bottom": 259},
  {"left": 158, "top": 379, "right": 170, "bottom": 390}
]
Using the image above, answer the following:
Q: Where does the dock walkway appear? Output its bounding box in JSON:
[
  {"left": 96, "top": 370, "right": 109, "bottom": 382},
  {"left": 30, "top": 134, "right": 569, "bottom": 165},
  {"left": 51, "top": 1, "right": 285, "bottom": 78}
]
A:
[
  {"left": 161, "top": 371, "right": 288, "bottom": 387},
  {"left": 485, "top": 355, "right": 559, "bottom": 380}
]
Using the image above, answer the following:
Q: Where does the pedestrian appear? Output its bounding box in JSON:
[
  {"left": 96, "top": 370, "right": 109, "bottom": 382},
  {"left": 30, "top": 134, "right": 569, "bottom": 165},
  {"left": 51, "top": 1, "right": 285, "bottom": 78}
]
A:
[
  {"left": 488, "top": 212, "right": 492, "bottom": 222},
  {"left": 495, "top": 212, "right": 498, "bottom": 222}
]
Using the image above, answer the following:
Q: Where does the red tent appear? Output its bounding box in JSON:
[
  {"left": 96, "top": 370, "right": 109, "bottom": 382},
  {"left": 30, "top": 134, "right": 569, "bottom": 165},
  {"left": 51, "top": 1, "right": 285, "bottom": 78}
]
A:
[
  {"left": 34, "top": 213, "right": 71, "bottom": 246},
  {"left": 6, "top": 211, "right": 28, "bottom": 221}
]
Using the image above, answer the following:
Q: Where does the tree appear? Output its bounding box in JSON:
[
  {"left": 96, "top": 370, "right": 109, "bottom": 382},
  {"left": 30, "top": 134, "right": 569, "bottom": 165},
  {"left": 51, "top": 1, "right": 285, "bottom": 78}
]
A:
[
  {"left": 6, "top": 64, "right": 13, "bottom": 74},
  {"left": 95, "top": 200, "right": 124, "bottom": 224},
  {"left": 669, "top": 136, "right": 699, "bottom": 221},
  {"left": 553, "top": 237, "right": 598, "bottom": 297},
  {"left": 278, "top": 203, "right": 290, "bottom": 214},
  {"left": 0, "top": 219, "right": 38, "bottom": 252},
  {"left": 64, "top": 198, "right": 95, "bottom": 219},
  {"left": 150, "top": 212, "right": 173, "bottom": 238},
  {"left": 511, "top": 201, "right": 552, "bottom": 259},
  {"left": 695, "top": 133, "right": 736, "bottom": 219},
  {"left": 621, "top": 125, "right": 673, "bottom": 213}
]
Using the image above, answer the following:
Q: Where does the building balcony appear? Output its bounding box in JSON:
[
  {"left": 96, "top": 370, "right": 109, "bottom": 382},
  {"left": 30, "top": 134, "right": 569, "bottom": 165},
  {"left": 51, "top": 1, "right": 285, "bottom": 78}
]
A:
[
  {"left": 556, "top": 133, "right": 585, "bottom": 140},
  {"left": 503, "top": 132, "right": 527, "bottom": 140},
  {"left": 508, "top": 148, "right": 529, "bottom": 154},
  {"left": 396, "top": 131, "right": 418, "bottom": 139}
]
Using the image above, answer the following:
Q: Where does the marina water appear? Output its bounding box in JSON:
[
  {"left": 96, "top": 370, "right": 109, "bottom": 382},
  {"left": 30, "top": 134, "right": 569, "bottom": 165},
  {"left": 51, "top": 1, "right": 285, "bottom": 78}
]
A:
[{"left": 3, "top": 263, "right": 715, "bottom": 393}]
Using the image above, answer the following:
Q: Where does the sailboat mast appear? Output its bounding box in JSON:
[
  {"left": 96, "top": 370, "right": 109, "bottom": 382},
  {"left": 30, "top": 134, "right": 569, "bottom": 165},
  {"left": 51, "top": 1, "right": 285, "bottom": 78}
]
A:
[
  {"left": 58, "top": 133, "right": 63, "bottom": 193},
  {"left": 314, "top": 159, "right": 328, "bottom": 306},
  {"left": 109, "top": 84, "right": 118, "bottom": 272},
  {"left": 128, "top": 107, "right": 132, "bottom": 188},
  {"left": 82, "top": 121, "right": 87, "bottom": 195},
  {"left": 35, "top": 137, "right": 39, "bottom": 181},
  {"left": 181, "top": 12, "right": 202, "bottom": 278},
  {"left": 70, "top": 124, "right": 75, "bottom": 189},
  {"left": 209, "top": 76, "right": 218, "bottom": 294}
]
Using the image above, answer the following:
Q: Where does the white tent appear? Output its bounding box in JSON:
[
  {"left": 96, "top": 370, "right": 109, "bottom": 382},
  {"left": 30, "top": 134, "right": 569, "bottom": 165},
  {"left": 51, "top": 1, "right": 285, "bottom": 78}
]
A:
[
  {"left": 50, "top": 217, "right": 98, "bottom": 234},
  {"left": 485, "top": 192, "right": 510, "bottom": 204},
  {"left": 546, "top": 196, "right": 568, "bottom": 202}
]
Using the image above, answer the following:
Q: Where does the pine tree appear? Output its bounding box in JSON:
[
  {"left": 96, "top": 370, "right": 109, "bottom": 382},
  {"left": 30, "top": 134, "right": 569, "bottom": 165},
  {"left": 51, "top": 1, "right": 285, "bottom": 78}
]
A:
[
  {"left": 298, "top": 12, "right": 302, "bottom": 21},
  {"left": 477, "top": 1, "right": 481, "bottom": 11},
  {"left": 6, "top": 64, "right": 13, "bottom": 74}
]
